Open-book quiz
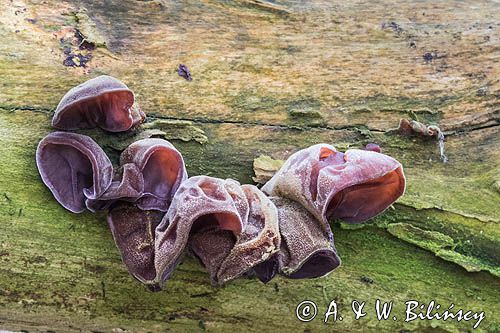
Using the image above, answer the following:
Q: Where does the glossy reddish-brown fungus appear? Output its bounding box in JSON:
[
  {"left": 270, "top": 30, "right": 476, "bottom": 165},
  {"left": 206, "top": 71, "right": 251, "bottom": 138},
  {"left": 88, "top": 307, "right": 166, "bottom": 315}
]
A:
[
  {"left": 52, "top": 75, "right": 145, "bottom": 132},
  {"left": 120, "top": 138, "right": 187, "bottom": 211},
  {"left": 326, "top": 167, "right": 405, "bottom": 223},
  {"left": 39, "top": 77, "right": 408, "bottom": 290},
  {"left": 84, "top": 138, "right": 187, "bottom": 212},
  {"left": 262, "top": 144, "right": 405, "bottom": 226}
]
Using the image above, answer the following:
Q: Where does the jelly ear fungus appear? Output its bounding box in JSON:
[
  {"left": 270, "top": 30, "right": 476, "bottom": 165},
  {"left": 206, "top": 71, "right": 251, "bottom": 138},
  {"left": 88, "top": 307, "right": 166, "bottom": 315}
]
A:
[
  {"left": 36, "top": 132, "right": 113, "bottom": 213},
  {"left": 154, "top": 177, "right": 280, "bottom": 287},
  {"left": 36, "top": 133, "right": 189, "bottom": 290},
  {"left": 87, "top": 138, "right": 188, "bottom": 212},
  {"left": 38, "top": 75, "right": 408, "bottom": 289},
  {"left": 254, "top": 197, "right": 340, "bottom": 281},
  {"left": 107, "top": 204, "right": 165, "bottom": 291},
  {"left": 154, "top": 176, "right": 248, "bottom": 287},
  {"left": 104, "top": 139, "right": 188, "bottom": 290},
  {"left": 255, "top": 143, "right": 405, "bottom": 283},
  {"left": 120, "top": 139, "right": 187, "bottom": 211},
  {"left": 262, "top": 143, "right": 405, "bottom": 227},
  {"left": 52, "top": 75, "right": 145, "bottom": 132},
  {"left": 85, "top": 162, "right": 145, "bottom": 212},
  {"left": 189, "top": 184, "right": 281, "bottom": 286}
]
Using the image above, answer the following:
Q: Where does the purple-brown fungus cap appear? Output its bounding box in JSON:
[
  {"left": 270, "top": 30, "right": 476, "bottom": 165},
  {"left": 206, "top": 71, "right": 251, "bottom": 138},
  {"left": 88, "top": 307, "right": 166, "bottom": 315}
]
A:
[
  {"left": 270, "top": 197, "right": 340, "bottom": 279},
  {"left": 52, "top": 75, "right": 145, "bottom": 132},
  {"left": 189, "top": 184, "right": 280, "bottom": 286},
  {"left": 262, "top": 144, "right": 405, "bottom": 228},
  {"left": 85, "top": 163, "right": 145, "bottom": 212},
  {"left": 107, "top": 203, "right": 165, "bottom": 291},
  {"left": 154, "top": 176, "right": 249, "bottom": 287},
  {"left": 102, "top": 139, "right": 187, "bottom": 290},
  {"left": 119, "top": 138, "right": 187, "bottom": 211},
  {"left": 36, "top": 132, "right": 113, "bottom": 213},
  {"left": 86, "top": 138, "right": 187, "bottom": 212}
]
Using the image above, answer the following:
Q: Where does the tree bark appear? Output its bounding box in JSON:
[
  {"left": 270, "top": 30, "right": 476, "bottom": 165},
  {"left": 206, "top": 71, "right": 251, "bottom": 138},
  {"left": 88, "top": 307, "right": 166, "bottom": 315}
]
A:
[{"left": 0, "top": 0, "right": 498, "bottom": 331}]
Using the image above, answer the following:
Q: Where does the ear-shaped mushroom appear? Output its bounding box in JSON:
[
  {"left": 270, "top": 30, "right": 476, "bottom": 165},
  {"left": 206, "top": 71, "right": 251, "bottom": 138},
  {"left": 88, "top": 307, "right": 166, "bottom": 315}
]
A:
[
  {"left": 36, "top": 132, "right": 113, "bottom": 213},
  {"left": 52, "top": 75, "right": 145, "bottom": 132},
  {"left": 154, "top": 176, "right": 248, "bottom": 287},
  {"left": 86, "top": 163, "right": 145, "bottom": 212},
  {"left": 107, "top": 203, "right": 165, "bottom": 291},
  {"left": 120, "top": 138, "right": 187, "bottom": 211},
  {"left": 188, "top": 230, "right": 236, "bottom": 285},
  {"left": 262, "top": 144, "right": 405, "bottom": 227},
  {"left": 364, "top": 143, "right": 381, "bottom": 153},
  {"left": 189, "top": 185, "right": 280, "bottom": 286},
  {"left": 255, "top": 197, "right": 341, "bottom": 280},
  {"left": 252, "top": 254, "right": 280, "bottom": 283}
]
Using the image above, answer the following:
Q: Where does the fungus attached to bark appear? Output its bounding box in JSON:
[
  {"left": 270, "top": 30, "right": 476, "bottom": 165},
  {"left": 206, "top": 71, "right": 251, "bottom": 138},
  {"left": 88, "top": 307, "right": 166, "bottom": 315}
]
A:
[
  {"left": 52, "top": 75, "right": 145, "bottom": 132},
  {"left": 154, "top": 176, "right": 248, "bottom": 286},
  {"left": 119, "top": 138, "right": 187, "bottom": 211},
  {"left": 107, "top": 203, "right": 165, "bottom": 291},
  {"left": 86, "top": 138, "right": 187, "bottom": 291},
  {"left": 36, "top": 132, "right": 113, "bottom": 213},
  {"left": 189, "top": 184, "right": 281, "bottom": 286},
  {"left": 254, "top": 197, "right": 340, "bottom": 280},
  {"left": 398, "top": 118, "right": 447, "bottom": 163},
  {"left": 262, "top": 144, "right": 405, "bottom": 227},
  {"left": 38, "top": 79, "right": 409, "bottom": 292},
  {"left": 78, "top": 138, "right": 187, "bottom": 212},
  {"left": 364, "top": 143, "right": 381, "bottom": 153}
]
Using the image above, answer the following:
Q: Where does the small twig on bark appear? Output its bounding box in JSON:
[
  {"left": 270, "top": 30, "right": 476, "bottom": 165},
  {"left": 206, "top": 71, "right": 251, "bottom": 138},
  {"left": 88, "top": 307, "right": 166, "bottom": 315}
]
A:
[{"left": 398, "top": 119, "right": 448, "bottom": 163}]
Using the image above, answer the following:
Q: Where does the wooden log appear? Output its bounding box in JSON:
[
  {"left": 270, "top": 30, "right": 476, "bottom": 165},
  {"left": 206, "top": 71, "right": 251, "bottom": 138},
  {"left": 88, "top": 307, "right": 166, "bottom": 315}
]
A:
[{"left": 0, "top": 0, "right": 498, "bottom": 331}]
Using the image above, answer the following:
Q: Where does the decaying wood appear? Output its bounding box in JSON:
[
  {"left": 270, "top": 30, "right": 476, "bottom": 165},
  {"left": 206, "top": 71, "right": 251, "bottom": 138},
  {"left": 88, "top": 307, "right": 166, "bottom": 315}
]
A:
[{"left": 0, "top": 0, "right": 498, "bottom": 332}]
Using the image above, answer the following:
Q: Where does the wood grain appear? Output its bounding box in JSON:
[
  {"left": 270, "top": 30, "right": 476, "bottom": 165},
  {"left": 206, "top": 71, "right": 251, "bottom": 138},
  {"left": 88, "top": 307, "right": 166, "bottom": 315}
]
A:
[{"left": 0, "top": 0, "right": 498, "bottom": 331}]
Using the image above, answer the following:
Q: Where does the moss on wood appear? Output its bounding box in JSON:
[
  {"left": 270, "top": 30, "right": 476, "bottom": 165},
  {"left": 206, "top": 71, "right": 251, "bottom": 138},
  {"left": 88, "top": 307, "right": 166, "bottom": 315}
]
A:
[{"left": 0, "top": 0, "right": 499, "bottom": 331}]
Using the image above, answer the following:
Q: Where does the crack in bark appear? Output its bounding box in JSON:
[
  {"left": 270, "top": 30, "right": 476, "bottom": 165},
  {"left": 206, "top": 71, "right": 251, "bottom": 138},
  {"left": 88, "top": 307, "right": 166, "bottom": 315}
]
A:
[
  {"left": 395, "top": 203, "right": 497, "bottom": 224},
  {"left": 1, "top": 105, "right": 498, "bottom": 136},
  {"left": 443, "top": 121, "right": 500, "bottom": 135},
  {"left": 147, "top": 112, "right": 388, "bottom": 133}
]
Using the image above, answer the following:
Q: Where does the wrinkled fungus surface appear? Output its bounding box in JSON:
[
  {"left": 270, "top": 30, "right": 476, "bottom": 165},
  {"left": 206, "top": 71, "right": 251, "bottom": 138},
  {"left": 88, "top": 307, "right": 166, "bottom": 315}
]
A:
[
  {"left": 154, "top": 176, "right": 250, "bottom": 286},
  {"left": 262, "top": 143, "right": 406, "bottom": 227},
  {"left": 52, "top": 75, "right": 145, "bottom": 132},
  {"left": 189, "top": 184, "right": 281, "bottom": 285},
  {"left": 257, "top": 197, "right": 340, "bottom": 280},
  {"left": 108, "top": 203, "right": 165, "bottom": 290},
  {"left": 85, "top": 138, "right": 187, "bottom": 212},
  {"left": 37, "top": 76, "right": 407, "bottom": 291}
]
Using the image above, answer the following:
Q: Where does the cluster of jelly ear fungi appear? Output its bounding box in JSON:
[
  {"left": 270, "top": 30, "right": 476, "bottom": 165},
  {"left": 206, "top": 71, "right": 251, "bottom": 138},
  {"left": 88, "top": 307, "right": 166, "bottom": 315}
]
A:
[{"left": 36, "top": 75, "right": 406, "bottom": 291}]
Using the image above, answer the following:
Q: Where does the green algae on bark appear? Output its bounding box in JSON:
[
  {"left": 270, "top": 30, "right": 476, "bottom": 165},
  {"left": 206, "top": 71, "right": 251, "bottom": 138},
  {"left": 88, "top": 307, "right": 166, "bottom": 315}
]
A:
[
  {"left": 375, "top": 204, "right": 500, "bottom": 277},
  {"left": 384, "top": 222, "right": 497, "bottom": 275},
  {"left": 0, "top": 0, "right": 499, "bottom": 330},
  {"left": 252, "top": 155, "right": 284, "bottom": 184},
  {"left": 1, "top": 107, "right": 499, "bottom": 332},
  {"left": 387, "top": 223, "right": 455, "bottom": 253},
  {"left": 143, "top": 119, "right": 208, "bottom": 144}
]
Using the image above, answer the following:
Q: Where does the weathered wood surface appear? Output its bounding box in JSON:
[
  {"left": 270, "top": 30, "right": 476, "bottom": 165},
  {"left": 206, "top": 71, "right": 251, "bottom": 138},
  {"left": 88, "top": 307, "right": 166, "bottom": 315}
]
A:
[{"left": 0, "top": 0, "right": 499, "bottom": 332}]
